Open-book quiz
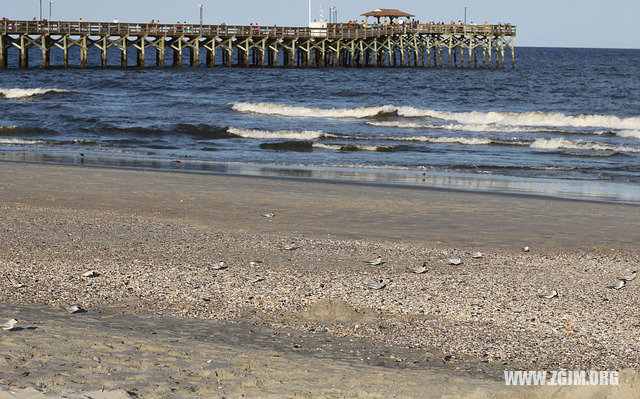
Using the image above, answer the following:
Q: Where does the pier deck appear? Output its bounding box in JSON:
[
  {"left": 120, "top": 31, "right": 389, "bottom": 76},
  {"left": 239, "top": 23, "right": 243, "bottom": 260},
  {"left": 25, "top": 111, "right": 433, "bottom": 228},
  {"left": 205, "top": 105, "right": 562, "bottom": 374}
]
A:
[{"left": 1, "top": 20, "right": 516, "bottom": 69}]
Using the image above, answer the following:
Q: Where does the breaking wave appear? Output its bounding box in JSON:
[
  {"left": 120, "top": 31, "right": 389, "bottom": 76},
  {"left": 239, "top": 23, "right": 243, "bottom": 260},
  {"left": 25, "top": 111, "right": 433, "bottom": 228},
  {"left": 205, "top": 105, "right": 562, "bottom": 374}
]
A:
[
  {"left": 531, "top": 139, "right": 640, "bottom": 154},
  {"left": 391, "top": 108, "right": 640, "bottom": 131},
  {"left": 368, "top": 121, "right": 581, "bottom": 135},
  {"left": 0, "top": 138, "right": 44, "bottom": 145},
  {"left": 259, "top": 141, "right": 403, "bottom": 152},
  {"left": 0, "top": 88, "right": 73, "bottom": 99},
  {"left": 616, "top": 130, "right": 640, "bottom": 140},
  {"left": 233, "top": 102, "right": 640, "bottom": 132},
  {"left": 227, "top": 126, "right": 339, "bottom": 140},
  {"left": 397, "top": 136, "right": 528, "bottom": 146},
  {"left": 368, "top": 121, "right": 540, "bottom": 133},
  {"left": 231, "top": 102, "right": 398, "bottom": 119},
  {"left": 312, "top": 143, "right": 403, "bottom": 152},
  {"left": 226, "top": 126, "right": 527, "bottom": 147}
]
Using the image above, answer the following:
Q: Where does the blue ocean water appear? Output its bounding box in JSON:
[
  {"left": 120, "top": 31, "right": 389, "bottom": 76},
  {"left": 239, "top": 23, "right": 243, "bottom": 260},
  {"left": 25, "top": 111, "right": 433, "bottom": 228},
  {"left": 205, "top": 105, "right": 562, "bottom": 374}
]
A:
[{"left": 1, "top": 47, "right": 640, "bottom": 202}]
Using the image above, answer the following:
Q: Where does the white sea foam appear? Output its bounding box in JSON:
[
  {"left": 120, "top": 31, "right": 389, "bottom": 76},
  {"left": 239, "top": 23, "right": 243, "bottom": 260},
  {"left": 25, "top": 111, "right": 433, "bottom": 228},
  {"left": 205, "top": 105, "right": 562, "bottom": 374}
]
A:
[
  {"left": 530, "top": 138, "right": 640, "bottom": 153},
  {"left": 368, "top": 121, "right": 547, "bottom": 133},
  {"left": 231, "top": 102, "right": 398, "bottom": 119},
  {"left": 0, "top": 138, "right": 43, "bottom": 145},
  {"left": 423, "top": 110, "right": 640, "bottom": 131},
  {"left": 616, "top": 130, "right": 640, "bottom": 140},
  {"left": 233, "top": 102, "right": 640, "bottom": 131},
  {"left": 227, "top": 126, "right": 337, "bottom": 140},
  {"left": 0, "top": 88, "right": 72, "bottom": 99},
  {"left": 312, "top": 143, "right": 381, "bottom": 151},
  {"left": 401, "top": 136, "right": 494, "bottom": 145}
]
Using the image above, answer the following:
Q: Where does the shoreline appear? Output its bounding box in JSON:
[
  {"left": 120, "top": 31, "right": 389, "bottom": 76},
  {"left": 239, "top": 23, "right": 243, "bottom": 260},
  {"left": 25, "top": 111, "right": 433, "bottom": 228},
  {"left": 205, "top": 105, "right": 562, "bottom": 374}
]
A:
[
  {"left": 2, "top": 151, "right": 640, "bottom": 205},
  {"left": 1, "top": 162, "right": 640, "bottom": 397}
]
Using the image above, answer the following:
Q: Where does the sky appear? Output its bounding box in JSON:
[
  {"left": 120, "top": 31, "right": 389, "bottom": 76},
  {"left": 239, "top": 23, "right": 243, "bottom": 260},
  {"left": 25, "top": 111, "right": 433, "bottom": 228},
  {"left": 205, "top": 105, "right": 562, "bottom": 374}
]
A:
[{"left": 3, "top": 0, "right": 639, "bottom": 49}]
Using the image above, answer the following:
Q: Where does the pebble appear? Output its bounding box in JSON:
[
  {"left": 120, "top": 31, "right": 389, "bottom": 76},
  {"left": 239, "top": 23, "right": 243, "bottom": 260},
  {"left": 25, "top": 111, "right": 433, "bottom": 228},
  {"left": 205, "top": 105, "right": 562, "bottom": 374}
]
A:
[{"left": 2, "top": 205, "right": 639, "bottom": 372}]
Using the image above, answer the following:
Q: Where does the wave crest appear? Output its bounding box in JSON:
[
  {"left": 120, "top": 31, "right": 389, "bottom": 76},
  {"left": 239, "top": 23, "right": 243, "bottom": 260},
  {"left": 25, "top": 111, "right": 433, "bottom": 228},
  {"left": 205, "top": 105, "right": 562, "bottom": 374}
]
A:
[
  {"left": 233, "top": 102, "right": 640, "bottom": 132},
  {"left": 531, "top": 139, "right": 640, "bottom": 153},
  {"left": 0, "top": 88, "right": 73, "bottom": 99},
  {"left": 424, "top": 110, "right": 640, "bottom": 132},
  {"left": 0, "top": 138, "right": 44, "bottom": 145},
  {"left": 228, "top": 126, "right": 337, "bottom": 140},
  {"left": 312, "top": 143, "right": 402, "bottom": 152},
  {"left": 231, "top": 102, "right": 398, "bottom": 119}
]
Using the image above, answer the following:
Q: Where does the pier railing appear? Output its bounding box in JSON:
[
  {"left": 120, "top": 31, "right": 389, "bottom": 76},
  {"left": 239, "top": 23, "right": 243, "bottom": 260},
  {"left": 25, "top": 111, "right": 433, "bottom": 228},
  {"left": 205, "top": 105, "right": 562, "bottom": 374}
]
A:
[{"left": 2, "top": 20, "right": 516, "bottom": 39}]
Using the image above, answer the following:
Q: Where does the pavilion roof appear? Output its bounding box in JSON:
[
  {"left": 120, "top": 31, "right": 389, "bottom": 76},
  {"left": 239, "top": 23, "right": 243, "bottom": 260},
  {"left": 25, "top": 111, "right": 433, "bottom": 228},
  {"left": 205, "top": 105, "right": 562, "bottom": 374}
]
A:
[{"left": 362, "top": 9, "right": 414, "bottom": 18}]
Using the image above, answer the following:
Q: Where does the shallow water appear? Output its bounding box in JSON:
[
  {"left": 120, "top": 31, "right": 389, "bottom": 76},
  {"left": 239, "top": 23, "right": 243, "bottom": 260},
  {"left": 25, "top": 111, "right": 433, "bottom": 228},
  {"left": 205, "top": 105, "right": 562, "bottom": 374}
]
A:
[{"left": 1, "top": 47, "right": 639, "bottom": 202}]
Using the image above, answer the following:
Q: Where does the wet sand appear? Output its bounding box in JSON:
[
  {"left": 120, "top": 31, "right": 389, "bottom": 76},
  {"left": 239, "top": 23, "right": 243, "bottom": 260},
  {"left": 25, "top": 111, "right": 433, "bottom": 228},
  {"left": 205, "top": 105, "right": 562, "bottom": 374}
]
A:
[
  {"left": 2, "top": 162, "right": 640, "bottom": 250},
  {"left": 1, "top": 162, "right": 640, "bottom": 397}
]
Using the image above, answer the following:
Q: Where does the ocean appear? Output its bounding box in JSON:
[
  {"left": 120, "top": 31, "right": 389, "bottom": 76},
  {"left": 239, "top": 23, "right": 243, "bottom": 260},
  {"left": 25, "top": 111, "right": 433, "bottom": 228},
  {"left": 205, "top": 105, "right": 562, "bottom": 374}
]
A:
[{"left": 1, "top": 47, "right": 640, "bottom": 203}]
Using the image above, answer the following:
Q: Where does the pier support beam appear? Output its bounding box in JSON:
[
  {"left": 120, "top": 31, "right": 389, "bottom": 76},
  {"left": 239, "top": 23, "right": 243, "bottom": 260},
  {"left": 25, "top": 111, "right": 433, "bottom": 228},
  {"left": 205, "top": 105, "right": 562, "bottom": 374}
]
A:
[
  {"left": 204, "top": 38, "right": 216, "bottom": 67},
  {"left": 52, "top": 35, "right": 69, "bottom": 68},
  {"left": 79, "top": 36, "right": 88, "bottom": 67},
  {"left": 511, "top": 41, "right": 515, "bottom": 69},
  {"left": 40, "top": 35, "right": 50, "bottom": 68},
  {"left": 156, "top": 38, "right": 165, "bottom": 67},
  {"left": 95, "top": 36, "right": 108, "bottom": 67},
  {"left": 0, "top": 35, "right": 7, "bottom": 69},
  {"left": 171, "top": 38, "right": 183, "bottom": 67},
  {"left": 118, "top": 38, "right": 128, "bottom": 67},
  {"left": 135, "top": 37, "right": 145, "bottom": 67},
  {"left": 18, "top": 35, "right": 29, "bottom": 69},
  {"left": 188, "top": 37, "right": 200, "bottom": 67}
]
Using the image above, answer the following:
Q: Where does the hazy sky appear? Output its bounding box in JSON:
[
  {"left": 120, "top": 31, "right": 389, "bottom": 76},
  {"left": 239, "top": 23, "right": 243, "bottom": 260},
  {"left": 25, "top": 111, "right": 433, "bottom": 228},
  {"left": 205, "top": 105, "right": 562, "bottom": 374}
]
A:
[{"left": 3, "top": 0, "right": 639, "bottom": 48}]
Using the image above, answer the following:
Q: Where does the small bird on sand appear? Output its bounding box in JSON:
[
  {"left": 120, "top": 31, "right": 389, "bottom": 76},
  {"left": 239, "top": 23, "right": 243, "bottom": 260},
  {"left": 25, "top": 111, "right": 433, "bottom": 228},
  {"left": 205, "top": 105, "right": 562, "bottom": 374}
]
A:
[
  {"left": 211, "top": 262, "right": 228, "bottom": 270},
  {"left": 283, "top": 241, "right": 299, "bottom": 251},
  {"left": 66, "top": 305, "right": 86, "bottom": 314},
  {"left": 469, "top": 252, "right": 484, "bottom": 259},
  {"left": 368, "top": 279, "right": 388, "bottom": 290},
  {"left": 618, "top": 271, "right": 637, "bottom": 282},
  {"left": 409, "top": 262, "right": 428, "bottom": 274},
  {"left": 522, "top": 246, "right": 530, "bottom": 252},
  {"left": 607, "top": 279, "right": 627, "bottom": 290},
  {"left": 364, "top": 256, "right": 385, "bottom": 266},
  {"left": 448, "top": 258, "right": 463, "bottom": 266},
  {"left": 538, "top": 290, "right": 559, "bottom": 299},
  {"left": 250, "top": 275, "right": 265, "bottom": 283},
  {"left": 1, "top": 319, "right": 19, "bottom": 331},
  {"left": 261, "top": 212, "right": 275, "bottom": 218},
  {"left": 249, "top": 261, "right": 262, "bottom": 267},
  {"left": 82, "top": 270, "right": 100, "bottom": 278},
  {"left": 6, "top": 276, "right": 24, "bottom": 288}
]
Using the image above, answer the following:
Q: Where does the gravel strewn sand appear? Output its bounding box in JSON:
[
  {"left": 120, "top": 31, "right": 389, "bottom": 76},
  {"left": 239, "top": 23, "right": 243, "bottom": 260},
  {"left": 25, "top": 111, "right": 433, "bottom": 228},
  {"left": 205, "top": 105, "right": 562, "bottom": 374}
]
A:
[
  {"left": 1, "top": 162, "right": 640, "bottom": 397},
  {"left": 2, "top": 305, "right": 639, "bottom": 399}
]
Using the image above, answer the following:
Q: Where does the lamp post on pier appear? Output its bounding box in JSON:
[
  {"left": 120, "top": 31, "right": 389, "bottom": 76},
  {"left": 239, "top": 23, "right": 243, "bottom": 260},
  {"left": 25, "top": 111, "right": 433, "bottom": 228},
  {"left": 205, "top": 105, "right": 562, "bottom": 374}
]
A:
[
  {"left": 39, "top": 0, "right": 42, "bottom": 21},
  {"left": 198, "top": 4, "right": 204, "bottom": 26},
  {"left": 464, "top": 5, "right": 468, "bottom": 25},
  {"left": 49, "top": 1, "right": 54, "bottom": 20}
]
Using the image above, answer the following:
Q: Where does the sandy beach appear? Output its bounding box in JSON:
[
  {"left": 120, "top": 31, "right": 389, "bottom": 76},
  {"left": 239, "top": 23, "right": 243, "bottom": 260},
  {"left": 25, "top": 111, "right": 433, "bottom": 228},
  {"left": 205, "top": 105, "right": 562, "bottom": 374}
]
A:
[{"left": 1, "top": 162, "right": 640, "bottom": 398}]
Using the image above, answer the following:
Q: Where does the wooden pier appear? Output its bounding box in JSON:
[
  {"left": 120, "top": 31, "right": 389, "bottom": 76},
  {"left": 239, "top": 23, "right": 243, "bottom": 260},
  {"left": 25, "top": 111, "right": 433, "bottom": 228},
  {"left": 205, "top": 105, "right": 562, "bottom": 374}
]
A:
[{"left": 0, "top": 20, "right": 516, "bottom": 69}]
